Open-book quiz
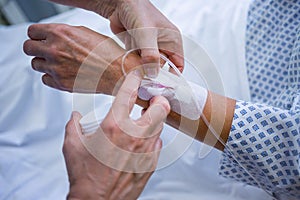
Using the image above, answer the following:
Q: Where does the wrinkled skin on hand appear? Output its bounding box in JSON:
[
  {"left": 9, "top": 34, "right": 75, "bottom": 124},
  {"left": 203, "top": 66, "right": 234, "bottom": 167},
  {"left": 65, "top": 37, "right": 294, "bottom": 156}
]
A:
[
  {"left": 48, "top": 0, "right": 184, "bottom": 77},
  {"left": 63, "top": 71, "right": 170, "bottom": 200},
  {"left": 23, "top": 22, "right": 182, "bottom": 94},
  {"left": 48, "top": 0, "right": 118, "bottom": 18},
  {"left": 23, "top": 24, "right": 138, "bottom": 94},
  {"left": 109, "top": 0, "right": 184, "bottom": 76}
]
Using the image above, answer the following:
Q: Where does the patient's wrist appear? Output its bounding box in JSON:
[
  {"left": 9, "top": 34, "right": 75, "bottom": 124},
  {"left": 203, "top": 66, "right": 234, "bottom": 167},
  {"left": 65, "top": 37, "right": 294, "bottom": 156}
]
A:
[
  {"left": 198, "top": 91, "right": 236, "bottom": 150},
  {"left": 98, "top": 52, "right": 142, "bottom": 95}
]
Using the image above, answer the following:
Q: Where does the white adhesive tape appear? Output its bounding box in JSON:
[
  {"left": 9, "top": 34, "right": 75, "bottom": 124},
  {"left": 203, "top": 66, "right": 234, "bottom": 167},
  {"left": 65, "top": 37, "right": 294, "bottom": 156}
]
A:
[{"left": 122, "top": 50, "right": 208, "bottom": 120}]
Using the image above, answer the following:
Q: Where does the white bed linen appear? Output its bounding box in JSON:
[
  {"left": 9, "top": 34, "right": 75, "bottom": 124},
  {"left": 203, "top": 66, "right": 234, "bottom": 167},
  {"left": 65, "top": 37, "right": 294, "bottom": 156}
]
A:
[{"left": 0, "top": 0, "right": 272, "bottom": 199}]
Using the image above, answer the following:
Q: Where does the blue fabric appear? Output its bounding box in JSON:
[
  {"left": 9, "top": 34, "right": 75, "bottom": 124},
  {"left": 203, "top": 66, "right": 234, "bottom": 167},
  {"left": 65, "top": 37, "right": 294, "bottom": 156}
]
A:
[{"left": 220, "top": 0, "right": 300, "bottom": 199}]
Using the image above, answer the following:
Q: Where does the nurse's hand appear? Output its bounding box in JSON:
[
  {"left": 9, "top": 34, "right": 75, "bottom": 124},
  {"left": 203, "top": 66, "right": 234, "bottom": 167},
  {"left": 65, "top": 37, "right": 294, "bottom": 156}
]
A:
[
  {"left": 23, "top": 24, "right": 140, "bottom": 94},
  {"left": 63, "top": 71, "right": 170, "bottom": 200},
  {"left": 108, "top": 0, "right": 184, "bottom": 77},
  {"left": 48, "top": 0, "right": 184, "bottom": 77}
]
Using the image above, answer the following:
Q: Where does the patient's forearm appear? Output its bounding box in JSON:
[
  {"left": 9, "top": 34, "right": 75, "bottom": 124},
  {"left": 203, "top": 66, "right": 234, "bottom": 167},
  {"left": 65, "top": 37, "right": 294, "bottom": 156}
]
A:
[
  {"left": 137, "top": 92, "right": 235, "bottom": 151},
  {"left": 117, "top": 56, "right": 236, "bottom": 151}
]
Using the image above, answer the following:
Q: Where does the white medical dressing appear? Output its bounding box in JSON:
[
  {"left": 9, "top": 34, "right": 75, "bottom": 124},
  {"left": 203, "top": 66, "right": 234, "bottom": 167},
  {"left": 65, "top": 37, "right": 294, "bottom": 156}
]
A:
[{"left": 125, "top": 52, "right": 208, "bottom": 121}]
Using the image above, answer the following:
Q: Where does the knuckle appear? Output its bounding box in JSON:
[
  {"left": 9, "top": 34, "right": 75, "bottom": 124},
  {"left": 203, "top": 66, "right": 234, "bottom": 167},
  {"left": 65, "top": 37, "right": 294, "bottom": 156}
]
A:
[
  {"left": 23, "top": 40, "right": 32, "bottom": 55},
  {"left": 172, "top": 35, "right": 182, "bottom": 46},
  {"left": 172, "top": 31, "right": 183, "bottom": 46},
  {"left": 52, "top": 24, "right": 70, "bottom": 34},
  {"left": 47, "top": 47, "right": 57, "bottom": 59},
  {"left": 52, "top": 65, "right": 63, "bottom": 76},
  {"left": 27, "top": 24, "right": 37, "bottom": 37},
  {"left": 47, "top": 47, "right": 64, "bottom": 61},
  {"left": 31, "top": 58, "right": 38, "bottom": 70},
  {"left": 142, "top": 53, "right": 160, "bottom": 63},
  {"left": 127, "top": 138, "right": 144, "bottom": 152},
  {"left": 101, "top": 118, "right": 120, "bottom": 134}
]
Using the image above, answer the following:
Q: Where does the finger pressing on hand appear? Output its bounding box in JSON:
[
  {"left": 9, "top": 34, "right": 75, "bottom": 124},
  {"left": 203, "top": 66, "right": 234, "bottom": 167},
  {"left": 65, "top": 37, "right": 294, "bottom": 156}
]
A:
[
  {"left": 141, "top": 48, "right": 160, "bottom": 78},
  {"left": 110, "top": 69, "right": 143, "bottom": 120},
  {"left": 132, "top": 29, "right": 160, "bottom": 78},
  {"left": 139, "top": 96, "right": 170, "bottom": 131}
]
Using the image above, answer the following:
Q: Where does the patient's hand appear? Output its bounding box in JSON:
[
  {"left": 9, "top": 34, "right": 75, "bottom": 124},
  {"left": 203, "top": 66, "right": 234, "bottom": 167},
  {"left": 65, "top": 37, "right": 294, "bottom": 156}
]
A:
[
  {"left": 23, "top": 24, "right": 140, "bottom": 94},
  {"left": 63, "top": 71, "right": 170, "bottom": 200}
]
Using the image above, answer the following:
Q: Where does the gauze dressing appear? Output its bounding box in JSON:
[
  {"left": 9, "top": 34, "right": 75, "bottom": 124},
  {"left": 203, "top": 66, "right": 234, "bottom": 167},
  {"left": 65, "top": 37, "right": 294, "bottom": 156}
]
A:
[{"left": 123, "top": 52, "right": 208, "bottom": 120}]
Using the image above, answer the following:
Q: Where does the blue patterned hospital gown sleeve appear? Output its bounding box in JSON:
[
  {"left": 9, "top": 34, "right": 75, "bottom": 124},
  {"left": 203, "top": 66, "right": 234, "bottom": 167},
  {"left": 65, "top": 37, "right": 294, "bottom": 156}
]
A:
[{"left": 219, "top": 0, "right": 300, "bottom": 199}]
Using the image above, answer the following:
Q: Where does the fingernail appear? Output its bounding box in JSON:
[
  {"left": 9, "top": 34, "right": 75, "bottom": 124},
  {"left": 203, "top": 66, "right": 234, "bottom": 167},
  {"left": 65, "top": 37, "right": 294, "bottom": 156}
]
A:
[{"left": 145, "top": 67, "right": 158, "bottom": 78}]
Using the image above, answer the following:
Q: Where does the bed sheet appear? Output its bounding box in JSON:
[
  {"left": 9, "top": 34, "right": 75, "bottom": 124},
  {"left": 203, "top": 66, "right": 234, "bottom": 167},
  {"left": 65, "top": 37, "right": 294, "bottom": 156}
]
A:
[{"left": 0, "top": 0, "right": 272, "bottom": 199}]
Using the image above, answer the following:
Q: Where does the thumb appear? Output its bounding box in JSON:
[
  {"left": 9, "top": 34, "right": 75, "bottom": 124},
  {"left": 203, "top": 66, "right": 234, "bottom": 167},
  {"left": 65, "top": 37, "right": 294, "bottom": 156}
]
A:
[
  {"left": 109, "top": 12, "right": 125, "bottom": 34},
  {"left": 138, "top": 96, "right": 170, "bottom": 130},
  {"left": 65, "top": 111, "right": 83, "bottom": 139},
  {"left": 141, "top": 48, "right": 160, "bottom": 78},
  {"left": 63, "top": 111, "right": 83, "bottom": 156},
  {"left": 131, "top": 28, "right": 160, "bottom": 78}
]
